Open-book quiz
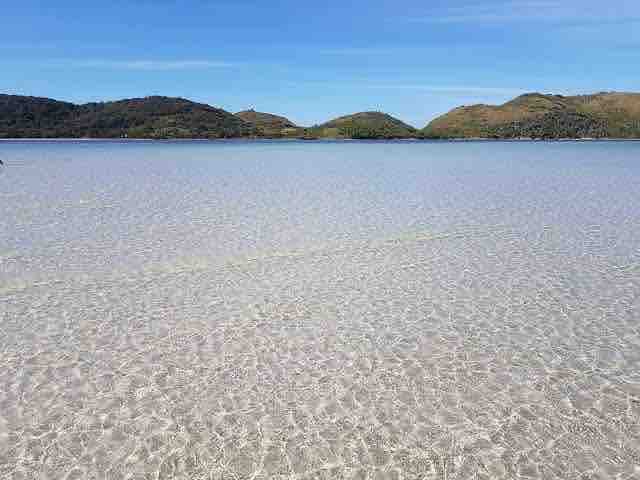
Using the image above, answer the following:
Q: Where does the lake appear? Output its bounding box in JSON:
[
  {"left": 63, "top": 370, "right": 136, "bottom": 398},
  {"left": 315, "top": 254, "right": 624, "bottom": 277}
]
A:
[{"left": 1, "top": 140, "right": 639, "bottom": 479}]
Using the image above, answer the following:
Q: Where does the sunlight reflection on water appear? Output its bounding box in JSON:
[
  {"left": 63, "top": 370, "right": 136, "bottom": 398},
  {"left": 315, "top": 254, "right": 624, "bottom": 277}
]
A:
[{"left": 1, "top": 140, "right": 639, "bottom": 479}]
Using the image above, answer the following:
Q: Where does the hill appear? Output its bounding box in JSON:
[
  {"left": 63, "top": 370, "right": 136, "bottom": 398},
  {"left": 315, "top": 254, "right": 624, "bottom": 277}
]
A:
[
  {"left": 0, "top": 95, "right": 255, "bottom": 139},
  {"left": 314, "top": 111, "right": 417, "bottom": 139},
  {"left": 235, "top": 109, "right": 299, "bottom": 136},
  {"left": 423, "top": 92, "right": 640, "bottom": 139},
  {"left": 4, "top": 91, "right": 640, "bottom": 140},
  {"left": 0, "top": 95, "right": 78, "bottom": 138},
  {"left": 73, "top": 97, "right": 255, "bottom": 138}
]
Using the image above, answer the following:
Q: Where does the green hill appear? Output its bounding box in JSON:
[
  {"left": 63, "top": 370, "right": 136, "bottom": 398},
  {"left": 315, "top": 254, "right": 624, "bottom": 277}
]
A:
[
  {"left": 0, "top": 95, "right": 255, "bottom": 139},
  {"left": 423, "top": 92, "right": 640, "bottom": 139},
  {"left": 314, "top": 111, "right": 417, "bottom": 139},
  {"left": 0, "top": 95, "right": 78, "bottom": 138},
  {"left": 4, "top": 91, "right": 640, "bottom": 140},
  {"left": 235, "top": 109, "right": 299, "bottom": 136}
]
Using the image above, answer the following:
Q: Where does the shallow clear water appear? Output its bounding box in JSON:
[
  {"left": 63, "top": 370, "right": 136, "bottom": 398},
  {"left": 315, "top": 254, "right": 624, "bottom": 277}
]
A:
[{"left": 1, "top": 140, "right": 639, "bottom": 479}]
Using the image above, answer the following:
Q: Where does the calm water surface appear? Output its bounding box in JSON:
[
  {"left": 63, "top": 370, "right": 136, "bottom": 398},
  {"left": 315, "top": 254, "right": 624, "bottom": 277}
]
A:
[{"left": 1, "top": 140, "right": 639, "bottom": 479}]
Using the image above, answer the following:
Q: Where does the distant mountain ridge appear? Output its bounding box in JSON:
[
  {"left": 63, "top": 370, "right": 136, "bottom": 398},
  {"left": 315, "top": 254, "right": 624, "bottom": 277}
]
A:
[
  {"left": 423, "top": 92, "right": 640, "bottom": 139},
  {"left": 0, "top": 95, "right": 254, "bottom": 139},
  {"left": 314, "top": 111, "right": 417, "bottom": 139},
  {"left": 234, "top": 109, "right": 298, "bottom": 134},
  {"left": 2, "top": 92, "right": 640, "bottom": 139},
  {"left": 0, "top": 95, "right": 78, "bottom": 138}
]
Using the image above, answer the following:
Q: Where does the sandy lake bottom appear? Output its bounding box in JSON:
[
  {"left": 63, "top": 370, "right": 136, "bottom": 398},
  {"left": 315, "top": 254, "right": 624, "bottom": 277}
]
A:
[{"left": 1, "top": 140, "right": 639, "bottom": 479}]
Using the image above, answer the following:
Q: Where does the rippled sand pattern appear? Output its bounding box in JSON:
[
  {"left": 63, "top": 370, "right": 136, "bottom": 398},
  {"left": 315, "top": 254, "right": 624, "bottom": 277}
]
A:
[{"left": 1, "top": 141, "right": 640, "bottom": 479}]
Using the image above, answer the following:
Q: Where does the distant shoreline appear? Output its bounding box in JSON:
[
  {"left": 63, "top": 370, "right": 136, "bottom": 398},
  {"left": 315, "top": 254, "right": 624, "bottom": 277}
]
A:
[
  {"left": 3, "top": 91, "right": 640, "bottom": 141},
  {"left": 2, "top": 137, "right": 640, "bottom": 143}
]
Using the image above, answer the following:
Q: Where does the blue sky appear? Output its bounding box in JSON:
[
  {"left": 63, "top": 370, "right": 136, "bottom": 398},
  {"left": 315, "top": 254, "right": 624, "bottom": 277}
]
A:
[{"left": 2, "top": 0, "right": 639, "bottom": 127}]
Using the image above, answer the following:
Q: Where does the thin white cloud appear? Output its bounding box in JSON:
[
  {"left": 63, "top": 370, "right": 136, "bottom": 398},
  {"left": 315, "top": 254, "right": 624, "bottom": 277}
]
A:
[
  {"left": 287, "top": 80, "right": 528, "bottom": 98},
  {"left": 318, "top": 47, "right": 407, "bottom": 56},
  {"left": 50, "top": 59, "right": 236, "bottom": 70},
  {"left": 364, "top": 84, "right": 528, "bottom": 97},
  {"left": 409, "top": 0, "right": 640, "bottom": 24},
  {"left": 560, "top": 21, "right": 640, "bottom": 47}
]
